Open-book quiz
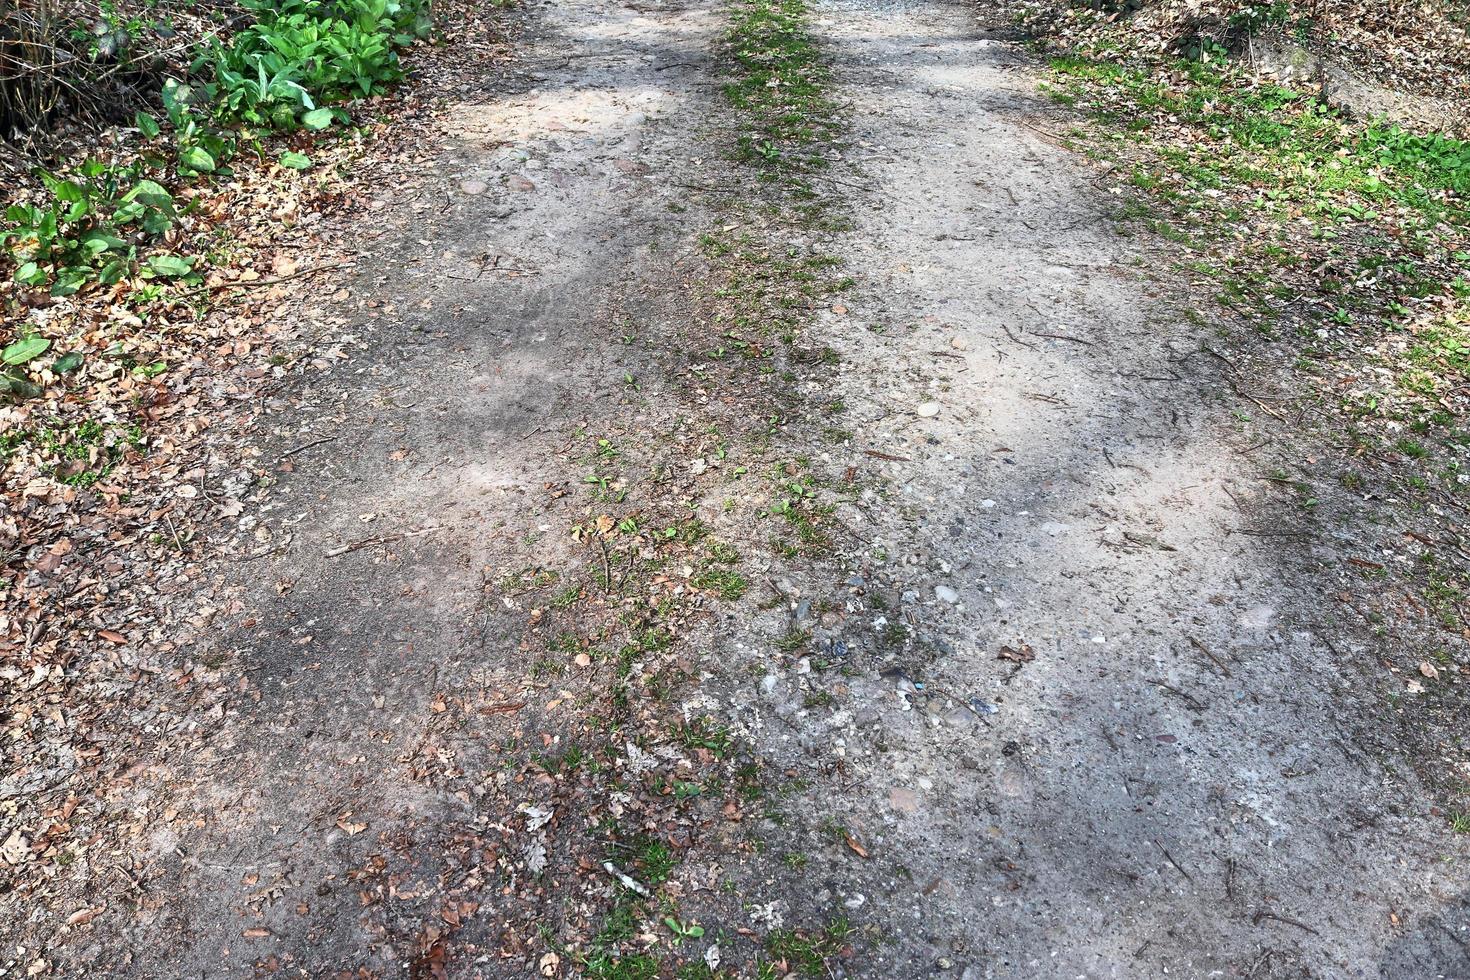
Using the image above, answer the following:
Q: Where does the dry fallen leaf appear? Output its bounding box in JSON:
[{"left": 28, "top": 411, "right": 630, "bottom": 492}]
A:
[
  {"left": 335, "top": 814, "right": 367, "bottom": 836},
  {"left": 844, "top": 833, "right": 869, "bottom": 859},
  {"left": 66, "top": 906, "right": 104, "bottom": 926},
  {"left": 998, "top": 642, "right": 1035, "bottom": 663}
]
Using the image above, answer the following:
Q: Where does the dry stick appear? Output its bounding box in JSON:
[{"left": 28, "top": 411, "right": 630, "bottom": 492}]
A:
[
  {"left": 276, "top": 436, "right": 338, "bottom": 462},
  {"left": 324, "top": 526, "right": 438, "bottom": 558},
  {"left": 602, "top": 861, "right": 651, "bottom": 897},
  {"left": 1187, "top": 635, "right": 1233, "bottom": 678},
  {"left": 864, "top": 449, "right": 910, "bottom": 462},
  {"left": 1151, "top": 678, "right": 1206, "bottom": 711},
  {"left": 1000, "top": 323, "right": 1038, "bottom": 349},
  {"left": 1224, "top": 375, "right": 1287, "bottom": 420},
  {"left": 1035, "top": 331, "right": 1096, "bottom": 347},
  {"left": 598, "top": 537, "right": 614, "bottom": 594},
  {"left": 1153, "top": 839, "right": 1194, "bottom": 882},
  {"left": 674, "top": 182, "right": 742, "bottom": 195},
  {"left": 164, "top": 514, "right": 184, "bottom": 551},
  {"left": 177, "top": 260, "right": 350, "bottom": 300},
  {"left": 1231, "top": 524, "right": 1309, "bottom": 536},
  {"left": 1015, "top": 118, "right": 1069, "bottom": 143},
  {"left": 1252, "top": 909, "right": 1320, "bottom": 935}
]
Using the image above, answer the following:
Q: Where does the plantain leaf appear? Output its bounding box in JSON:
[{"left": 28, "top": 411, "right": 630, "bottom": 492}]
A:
[{"left": 3, "top": 336, "right": 50, "bottom": 365}]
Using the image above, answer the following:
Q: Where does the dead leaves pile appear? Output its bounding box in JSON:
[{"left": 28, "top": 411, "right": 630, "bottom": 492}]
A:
[
  {"left": 0, "top": 1, "right": 515, "bottom": 971},
  {"left": 1007, "top": 0, "right": 1470, "bottom": 112}
]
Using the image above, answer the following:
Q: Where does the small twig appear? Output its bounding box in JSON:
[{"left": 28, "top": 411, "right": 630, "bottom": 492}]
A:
[
  {"left": 1252, "top": 909, "right": 1320, "bottom": 936},
  {"left": 1187, "top": 636, "right": 1233, "bottom": 678},
  {"left": 164, "top": 514, "right": 184, "bottom": 552},
  {"left": 276, "top": 436, "right": 338, "bottom": 462},
  {"left": 598, "top": 537, "right": 614, "bottom": 594},
  {"left": 176, "top": 260, "right": 350, "bottom": 299},
  {"left": 1230, "top": 527, "right": 1309, "bottom": 539},
  {"left": 1016, "top": 118, "right": 1068, "bottom": 143},
  {"left": 324, "top": 526, "right": 439, "bottom": 558},
  {"left": 1201, "top": 346, "right": 1240, "bottom": 373},
  {"left": 1150, "top": 678, "right": 1206, "bottom": 712},
  {"left": 1153, "top": 839, "right": 1194, "bottom": 882},
  {"left": 109, "top": 864, "right": 143, "bottom": 893},
  {"left": 1000, "top": 323, "right": 1038, "bottom": 349},
  {"left": 1034, "top": 331, "right": 1095, "bottom": 347},
  {"left": 864, "top": 449, "right": 910, "bottom": 462}
]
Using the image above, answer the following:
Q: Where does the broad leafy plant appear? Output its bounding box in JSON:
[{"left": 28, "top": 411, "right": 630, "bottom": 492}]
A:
[{"left": 1, "top": 160, "right": 189, "bottom": 296}]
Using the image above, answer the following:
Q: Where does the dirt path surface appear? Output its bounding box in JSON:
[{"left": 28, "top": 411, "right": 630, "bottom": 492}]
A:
[
  {"left": 11, "top": 0, "right": 1469, "bottom": 977},
  {"left": 747, "top": 3, "right": 1469, "bottom": 976}
]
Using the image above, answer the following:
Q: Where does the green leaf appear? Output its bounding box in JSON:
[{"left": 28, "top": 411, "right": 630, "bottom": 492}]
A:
[
  {"left": 146, "top": 254, "right": 194, "bottom": 277},
  {"left": 301, "top": 107, "right": 334, "bottom": 131},
  {"left": 51, "top": 267, "right": 91, "bottom": 296},
  {"left": 278, "top": 151, "right": 313, "bottom": 170},
  {"left": 80, "top": 230, "right": 127, "bottom": 256},
  {"left": 142, "top": 211, "right": 174, "bottom": 236},
  {"left": 98, "top": 258, "right": 131, "bottom": 285},
  {"left": 179, "top": 146, "right": 216, "bottom": 172},
  {"left": 127, "top": 180, "right": 176, "bottom": 211},
  {"left": 14, "top": 262, "right": 46, "bottom": 287},
  {"left": 161, "top": 79, "right": 195, "bottom": 113},
  {"left": 2, "top": 336, "right": 50, "bottom": 365},
  {"left": 52, "top": 180, "right": 86, "bottom": 204},
  {"left": 55, "top": 351, "right": 85, "bottom": 373},
  {"left": 136, "top": 111, "right": 161, "bottom": 139},
  {"left": 0, "top": 373, "right": 44, "bottom": 401}
]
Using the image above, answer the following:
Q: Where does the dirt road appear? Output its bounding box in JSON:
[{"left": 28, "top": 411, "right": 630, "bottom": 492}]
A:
[{"left": 20, "top": 0, "right": 1468, "bottom": 976}]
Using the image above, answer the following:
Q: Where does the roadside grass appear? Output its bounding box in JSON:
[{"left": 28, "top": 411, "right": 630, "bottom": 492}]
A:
[
  {"left": 537, "top": 0, "right": 876, "bottom": 973},
  {"left": 1041, "top": 54, "right": 1469, "bottom": 628}
]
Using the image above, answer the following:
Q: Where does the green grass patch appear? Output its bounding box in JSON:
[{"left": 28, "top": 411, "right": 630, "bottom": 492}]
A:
[{"left": 725, "top": 0, "right": 840, "bottom": 182}]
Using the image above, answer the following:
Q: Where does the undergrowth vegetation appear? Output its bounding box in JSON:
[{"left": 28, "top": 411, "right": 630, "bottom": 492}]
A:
[
  {"left": 1, "top": 0, "right": 431, "bottom": 294},
  {"left": 0, "top": 0, "right": 432, "bottom": 404},
  {"left": 1043, "top": 54, "right": 1470, "bottom": 504}
]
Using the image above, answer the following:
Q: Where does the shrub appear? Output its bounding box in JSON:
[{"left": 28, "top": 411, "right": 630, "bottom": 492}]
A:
[
  {"left": 1, "top": 161, "right": 185, "bottom": 295},
  {"left": 199, "top": 0, "right": 432, "bottom": 128}
]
